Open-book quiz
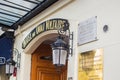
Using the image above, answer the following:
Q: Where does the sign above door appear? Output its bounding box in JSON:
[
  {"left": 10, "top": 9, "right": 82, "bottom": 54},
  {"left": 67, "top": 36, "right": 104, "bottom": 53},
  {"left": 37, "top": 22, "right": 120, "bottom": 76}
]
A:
[{"left": 22, "top": 18, "right": 69, "bottom": 49}]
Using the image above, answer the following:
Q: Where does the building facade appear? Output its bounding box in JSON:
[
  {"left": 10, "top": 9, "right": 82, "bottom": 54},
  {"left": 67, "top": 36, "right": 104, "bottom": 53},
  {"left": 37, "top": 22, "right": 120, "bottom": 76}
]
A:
[{"left": 11, "top": 0, "right": 120, "bottom": 80}]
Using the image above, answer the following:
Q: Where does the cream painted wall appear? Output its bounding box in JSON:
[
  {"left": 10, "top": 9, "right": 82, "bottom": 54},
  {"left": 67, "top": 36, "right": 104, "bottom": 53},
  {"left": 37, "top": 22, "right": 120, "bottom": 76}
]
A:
[
  {"left": 45, "top": 0, "right": 120, "bottom": 80},
  {"left": 104, "top": 43, "right": 120, "bottom": 80},
  {"left": 14, "top": 0, "right": 120, "bottom": 80}
]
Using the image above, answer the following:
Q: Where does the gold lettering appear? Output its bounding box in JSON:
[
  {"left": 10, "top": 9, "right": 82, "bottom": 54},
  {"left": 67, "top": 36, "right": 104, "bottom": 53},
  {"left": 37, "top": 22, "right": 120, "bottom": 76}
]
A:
[
  {"left": 22, "top": 34, "right": 32, "bottom": 48},
  {"left": 45, "top": 20, "right": 67, "bottom": 30},
  {"left": 46, "top": 20, "right": 50, "bottom": 30},
  {"left": 54, "top": 20, "right": 58, "bottom": 29},
  {"left": 49, "top": 21, "right": 53, "bottom": 30},
  {"left": 50, "top": 20, "right": 54, "bottom": 29},
  {"left": 22, "top": 19, "right": 69, "bottom": 49},
  {"left": 52, "top": 20, "right": 58, "bottom": 29},
  {"left": 22, "top": 41, "right": 25, "bottom": 48},
  {"left": 46, "top": 20, "right": 55, "bottom": 30},
  {"left": 32, "top": 32, "right": 36, "bottom": 38},
  {"left": 57, "top": 20, "right": 65, "bottom": 29},
  {"left": 57, "top": 20, "right": 61, "bottom": 29},
  {"left": 36, "top": 24, "right": 45, "bottom": 34}
]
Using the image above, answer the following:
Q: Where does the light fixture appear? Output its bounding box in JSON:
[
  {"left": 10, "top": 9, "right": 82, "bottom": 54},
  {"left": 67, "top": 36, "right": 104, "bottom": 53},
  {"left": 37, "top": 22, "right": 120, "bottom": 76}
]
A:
[
  {"left": 5, "top": 48, "right": 21, "bottom": 79},
  {"left": 5, "top": 58, "right": 16, "bottom": 78},
  {"left": 12, "top": 48, "right": 21, "bottom": 68},
  {"left": 51, "top": 26, "right": 73, "bottom": 67},
  {"left": 103, "top": 25, "right": 108, "bottom": 32}
]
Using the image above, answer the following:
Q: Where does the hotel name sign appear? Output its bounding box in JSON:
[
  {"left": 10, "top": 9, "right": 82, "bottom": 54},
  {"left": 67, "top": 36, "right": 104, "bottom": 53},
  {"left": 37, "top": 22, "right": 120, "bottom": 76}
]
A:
[
  {"left": 0, "top": 57, "right": 5, "bottom": 64},
  {"left": 22, "top": 18, "right": 69, "bottom": 49}
]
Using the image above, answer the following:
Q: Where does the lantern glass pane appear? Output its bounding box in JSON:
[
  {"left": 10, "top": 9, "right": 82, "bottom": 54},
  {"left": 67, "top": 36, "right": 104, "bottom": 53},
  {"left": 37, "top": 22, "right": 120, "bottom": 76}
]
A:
[
  {"left": 52, "top": 48, "right": 67, "bottom": 66},
  {"left": 60, "top": 50, "right": 67, "bottom": 65},
  {"left": 6, "top": 64, "right": 14, "bottom": 74},
  {"left": 52, "top": 49, "right": 59, "bottom": 65}
]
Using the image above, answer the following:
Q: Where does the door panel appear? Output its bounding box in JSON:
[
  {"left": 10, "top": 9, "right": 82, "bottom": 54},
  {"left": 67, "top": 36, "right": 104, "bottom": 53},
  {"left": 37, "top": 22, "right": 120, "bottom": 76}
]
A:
[
  {"left": 37, "top": 68, "right": 60, "bottom": 80},
  {"left": 31, "top": 43, "right": 67, "bottom": 80}
]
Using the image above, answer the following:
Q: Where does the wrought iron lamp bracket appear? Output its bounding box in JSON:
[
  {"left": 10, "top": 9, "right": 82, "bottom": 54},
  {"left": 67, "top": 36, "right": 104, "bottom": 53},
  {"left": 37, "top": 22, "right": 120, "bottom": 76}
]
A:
[{"left": 58, "top": 27, "right": 74, "bottom": 56}]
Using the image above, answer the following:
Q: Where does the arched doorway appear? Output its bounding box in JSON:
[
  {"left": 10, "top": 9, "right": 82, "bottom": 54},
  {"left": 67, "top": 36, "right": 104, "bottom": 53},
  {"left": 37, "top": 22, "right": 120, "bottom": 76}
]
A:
[{"left": 31, "top": 40, "right": 67, "bottom": 80}]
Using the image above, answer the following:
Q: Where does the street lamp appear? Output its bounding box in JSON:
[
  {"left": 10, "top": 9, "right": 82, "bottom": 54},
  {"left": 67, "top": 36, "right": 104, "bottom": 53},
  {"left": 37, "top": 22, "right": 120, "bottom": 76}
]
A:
[
  {"left": 51, "top": 27, "right": 73, "bottom": 67},
  {"left": 5, "top": 48, "right": 21, "bottom": 78},
  {"left": 5, "top": 58, "right": 16, "bottom": 77}
]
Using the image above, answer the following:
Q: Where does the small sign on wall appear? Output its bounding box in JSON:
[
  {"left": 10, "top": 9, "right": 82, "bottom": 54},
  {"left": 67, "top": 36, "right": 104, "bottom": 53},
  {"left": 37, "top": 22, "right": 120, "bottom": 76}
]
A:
[
  {"left": 78, "top": 16, "right": 97, "bottom": 45},
  {"left": 78, "top": 49, "right": 103, "bottom": 80},
  {"left": 0, "top": 57, "right": 5, "bottom": 64}
]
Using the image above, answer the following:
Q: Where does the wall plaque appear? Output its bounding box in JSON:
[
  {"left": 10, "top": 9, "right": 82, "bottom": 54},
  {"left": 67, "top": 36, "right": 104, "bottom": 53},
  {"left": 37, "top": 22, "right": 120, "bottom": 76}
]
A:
[
  {"left": 78, "top": 49, "right": 103, "bottom": 80},
  {"left": 78, "top": 17, "right": 97, "bottom": 45}
]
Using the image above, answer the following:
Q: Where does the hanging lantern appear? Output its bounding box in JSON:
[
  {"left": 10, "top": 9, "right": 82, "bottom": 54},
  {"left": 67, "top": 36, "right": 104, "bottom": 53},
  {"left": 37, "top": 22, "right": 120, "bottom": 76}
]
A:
[
  {"left": 5, "top": 58, "right": 16, "bottom": 76},
  {"left": 51, "top": 20, "right": 73, "bottom": 67},
  {"left": 51, "top": 36, "right": 68, "bottom": 66}
]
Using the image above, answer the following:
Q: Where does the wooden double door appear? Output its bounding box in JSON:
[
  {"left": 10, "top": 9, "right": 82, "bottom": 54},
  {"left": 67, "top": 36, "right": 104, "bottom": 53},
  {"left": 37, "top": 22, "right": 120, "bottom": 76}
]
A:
[{"left": 31, "top": 43, "right": 67, "bottom": 80}]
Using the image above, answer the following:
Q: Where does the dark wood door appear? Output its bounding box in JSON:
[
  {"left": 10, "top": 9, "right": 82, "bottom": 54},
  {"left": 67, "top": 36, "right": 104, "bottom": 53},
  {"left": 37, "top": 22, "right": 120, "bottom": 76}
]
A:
[{"left": 31, "top": 43, "right": 67, "bottom": 80}]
